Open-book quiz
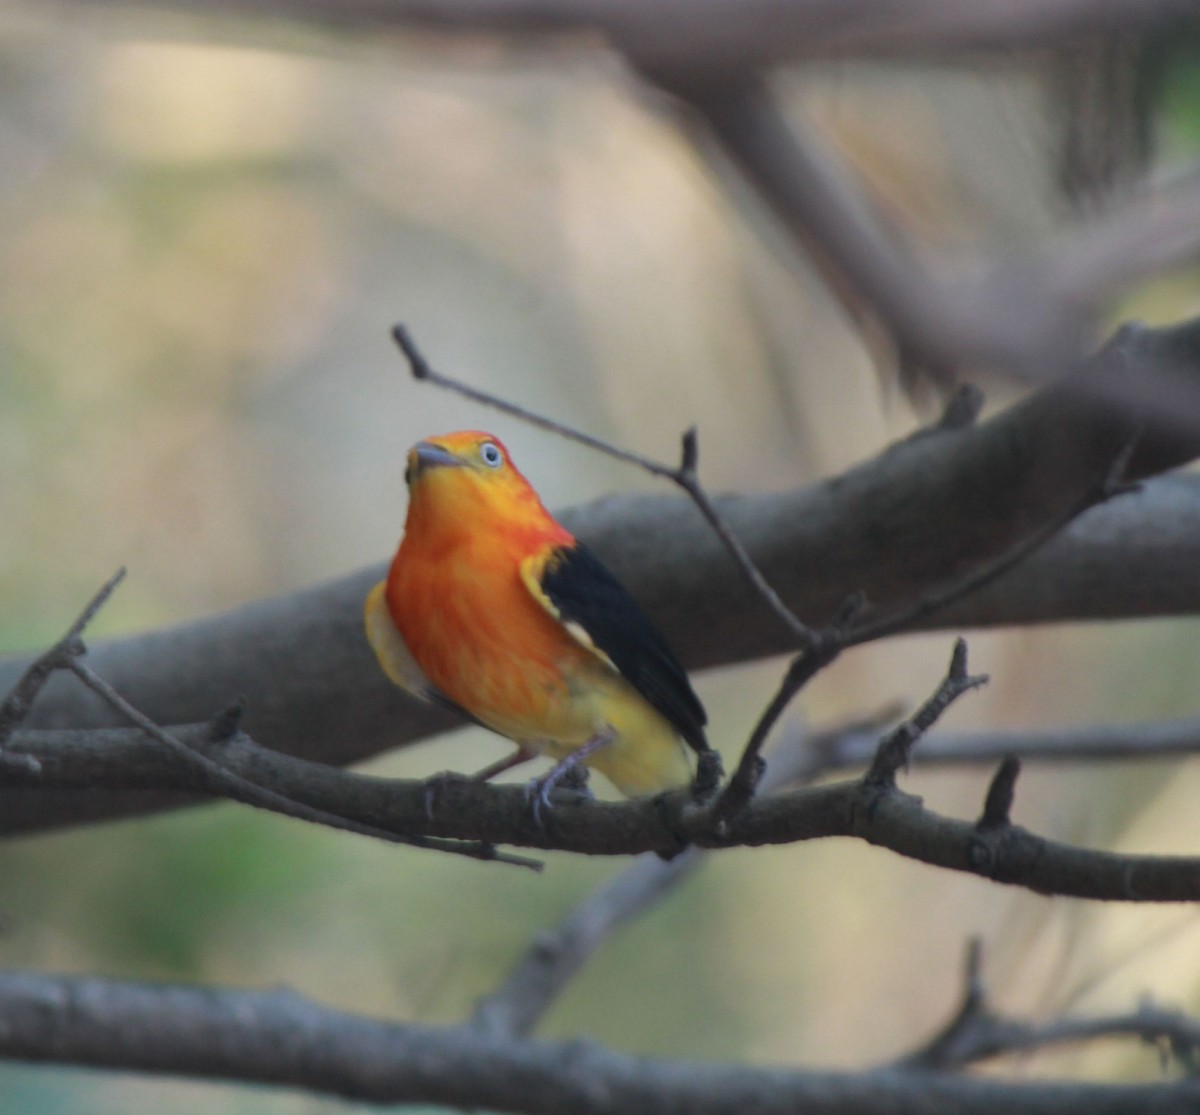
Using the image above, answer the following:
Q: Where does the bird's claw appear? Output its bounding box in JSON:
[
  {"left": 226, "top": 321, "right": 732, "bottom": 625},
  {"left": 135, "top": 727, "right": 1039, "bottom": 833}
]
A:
[{"left": 523, "top": 761, "right": 592, "bottom": 830}]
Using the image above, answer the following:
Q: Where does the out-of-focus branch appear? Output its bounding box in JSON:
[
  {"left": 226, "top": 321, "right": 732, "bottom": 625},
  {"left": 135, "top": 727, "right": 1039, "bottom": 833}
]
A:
[
  {"left": 794, "top": 714, "right": 1200, "bottom": 774},
  {"left": 51, "top": 1, "right": 1200, "bottom": 404},
  {"left": 43, "top": 0, "right": 1199, "bottom": 74},
  {"left": 1, "top": 969, "right": 1198, "bottom": 1114},
  {"left": 468, "top": 702, "right": 849, "bottom": 1039},
  {"left": 901, "top": 940, "right": 1200, "bottom": 1072},
  {"left": 470, "top": 847, "right": 702, "bottom": 1037},
  {"left": 680, "top": 75, "right": 1071, "bottom": 385},
  {"left": 1043, "top": 171, "right": 1200, "bottom": 313},
  {"left": 675, "top": 76, "right": 1200, "bottom": 391}
]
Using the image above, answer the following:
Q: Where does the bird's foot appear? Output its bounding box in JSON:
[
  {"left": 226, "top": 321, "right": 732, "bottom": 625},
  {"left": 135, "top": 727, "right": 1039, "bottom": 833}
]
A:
[
  {"left": 523, "top": 731, "right": 613, "bottom": 829},
  {"left": 524, "top": 764, "right": 593, "bottom": 830}
]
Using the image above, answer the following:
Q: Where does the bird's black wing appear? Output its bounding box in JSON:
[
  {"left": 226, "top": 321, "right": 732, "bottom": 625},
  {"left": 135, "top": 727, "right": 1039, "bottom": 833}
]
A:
[{"left": 532, "top": 542, "right": 709, "bottom": 754}]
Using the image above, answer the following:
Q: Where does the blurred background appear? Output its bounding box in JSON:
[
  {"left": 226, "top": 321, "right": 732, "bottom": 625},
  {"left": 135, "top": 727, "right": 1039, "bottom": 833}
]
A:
[{"left": 2, "top": 7, "right": 1200, "bottom": 1111}]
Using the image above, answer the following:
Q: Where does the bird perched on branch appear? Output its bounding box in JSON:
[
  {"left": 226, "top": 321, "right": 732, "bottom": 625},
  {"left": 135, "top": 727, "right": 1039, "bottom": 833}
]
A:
[{"left": 365, "top": 430, "right": 711, "bottom": 801}]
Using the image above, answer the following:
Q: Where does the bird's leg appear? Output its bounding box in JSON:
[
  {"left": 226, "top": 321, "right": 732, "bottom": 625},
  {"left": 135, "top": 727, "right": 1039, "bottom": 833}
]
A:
[
  {"left": 525, "top": 729, "right": 614, "bottom": 828},
  {"left": 471, "top": 745, "right": 537, "bottom": 782}
]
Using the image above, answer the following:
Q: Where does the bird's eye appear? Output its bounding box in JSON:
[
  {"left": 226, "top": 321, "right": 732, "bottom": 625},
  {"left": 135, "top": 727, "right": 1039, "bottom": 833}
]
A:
[{"left": 480, "top": 442, "right": 503, "bottom": 468}]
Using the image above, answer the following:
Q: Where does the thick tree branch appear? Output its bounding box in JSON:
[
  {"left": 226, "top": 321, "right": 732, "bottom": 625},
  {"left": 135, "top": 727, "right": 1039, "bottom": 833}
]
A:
[
  {"left": 0, "top": 969, "right": 1197, "bottom": 1114},
  {"left": 676, "top": 77, "right": 1200, "bottom": 391},
  {"left": 45, "top": 0, "right": 1198, "bottom": 74},
  {"left": 9, "top": 714, "right": 1200, "bottom": 901}
]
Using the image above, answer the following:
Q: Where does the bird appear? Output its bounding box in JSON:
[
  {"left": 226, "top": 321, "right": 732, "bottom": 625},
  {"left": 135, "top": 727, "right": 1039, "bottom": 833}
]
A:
[{"left": 364, "top": 429, "right": 711, "bottom": 801}]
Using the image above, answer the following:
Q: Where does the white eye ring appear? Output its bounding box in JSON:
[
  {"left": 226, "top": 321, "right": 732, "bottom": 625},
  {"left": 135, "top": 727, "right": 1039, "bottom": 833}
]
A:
[{"left": 480, "top": 442, "right": 503, "bottom": 468}]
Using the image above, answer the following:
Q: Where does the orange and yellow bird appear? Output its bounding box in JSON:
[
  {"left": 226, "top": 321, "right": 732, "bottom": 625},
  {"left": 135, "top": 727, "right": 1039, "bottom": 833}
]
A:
[{"left": 364, "top": 430, "right": 710, "bottom": 800}]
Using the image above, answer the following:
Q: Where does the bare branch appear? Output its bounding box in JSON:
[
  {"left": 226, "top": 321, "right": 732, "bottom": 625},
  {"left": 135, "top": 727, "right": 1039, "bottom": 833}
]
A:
[
  {"left": 796, "top": 712, "right": 1200, "bottom": 774},
  {"left": 41, "top": 0, "right": 1199, "bottom": 74},
  {"left": 394, "top": 324, "right": 815, "bottom": 646},
  {"left": 863, "top": 639, "right": 987, "bottom": 788},
  {"left": 469, "top": 707, "right": 875, "bottom": 1038},
  {"left": 0, "top": 968, "right": 1197, "bottom": 1113},
  {"left": 673, "top": 73, "right": 1200, "bottom": 406},
  {"left": 2, "top": 576, "right": 538, "bottom": 870},
  {"left": 0, "top": 567, "right": 126, "bottom": 746},
  {"left": 902, "top": 941, "right": 1200, "bottom": 1072},
  {"left": 470, "top": 847, "right": 701, "bottom": 1037},
  {"left": 11, "top": 719, "right": 1200, "bottom": 900},
  {"left": 717, "top": 414, "right": 1133, "bottom": 821},
  {"left": 65, "top": 657, "right": 541, "bottom": 870},
  {"left": 679, "top": 75, "right": 1039, "bottom": 386}
]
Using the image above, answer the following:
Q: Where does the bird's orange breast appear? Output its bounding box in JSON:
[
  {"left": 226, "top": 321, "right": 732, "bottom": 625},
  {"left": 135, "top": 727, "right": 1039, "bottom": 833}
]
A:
[{"left": 385, "top": 531, "right": 599, "bottom": 744}]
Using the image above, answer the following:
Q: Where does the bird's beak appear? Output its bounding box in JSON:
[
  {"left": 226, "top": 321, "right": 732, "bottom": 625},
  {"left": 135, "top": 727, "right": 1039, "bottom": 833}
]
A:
[{"left": 408, "top": 441, "right": 462, "bottom": 480}]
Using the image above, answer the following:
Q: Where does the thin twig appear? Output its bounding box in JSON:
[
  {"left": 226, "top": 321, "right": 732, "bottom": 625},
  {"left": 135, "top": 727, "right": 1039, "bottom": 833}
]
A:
[
  {"left": 795, "top": 712, "right": 1200, "bottom": 773},
  {"left": 67, "top": 656, "right": 541, "bottom": 870},
  {"left": 863, "top": 639, "right": 988, "bottom": 789},
  {"left": 471, "top": 846, "right": 701, "bottom": 1037},
  {"left": 710, "top": 630, "right": 842, "bottom": 824},
  {"left": 900, "top": 940, "right": 1200, "bottom": 1072},
  {"left": 717, "top": 427, "right": 1140, "bottom": 819},
  {"left": 0, "top": 567, "right": 127, "bottom": 747},
  {"left": 8, "top": 572, "right": 538, "bottom": 870},
  {"left": 846, "top": 431, "right": 1141, "bottom": 650},
  {"left": 393, "top": 325, "right": 816, "bottom": 647}
]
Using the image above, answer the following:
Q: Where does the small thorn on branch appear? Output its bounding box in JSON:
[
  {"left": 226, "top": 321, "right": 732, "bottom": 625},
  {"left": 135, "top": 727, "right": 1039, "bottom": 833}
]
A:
[
  {"left": 209, "top": 699, "right": 247, "bottom": 743},
  {"left": 937, "top": 384, "right": 986, "bottom": 431},
  {"left": 70, "top": 566, "right": 127, "bottom": 641},
  {"left": 691, "top": 749, "right": 724, "bottom": 800},
  {"left": 0, "top": 567, "right": 128, "bottom": 746},
  {"left": 978, "top": 756, "right": 1021, "bottom": 830},
  {"left": 679, "top": 426, "right": 699, "bottom": 477},
  {"left": 392, "top": 324, "right": 432, "bottom": 380},
  {"left": 968, "top": 756, "right": 1021, "bottom": 877},
  {"left": 865, "top": 638, "right": 987, "bottom": 789}
]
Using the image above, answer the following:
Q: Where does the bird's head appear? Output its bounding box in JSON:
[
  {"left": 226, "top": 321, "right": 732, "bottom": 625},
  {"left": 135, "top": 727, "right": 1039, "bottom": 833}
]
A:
[{"left": 403, "top": 430, "right": 564, "bottom": 544}]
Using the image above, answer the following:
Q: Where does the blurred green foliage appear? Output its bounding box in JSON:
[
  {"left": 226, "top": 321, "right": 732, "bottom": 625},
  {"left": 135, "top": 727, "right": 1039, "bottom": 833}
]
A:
[{"left": 1161, "top": 32, "right": 1200, "bottom": 153}]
